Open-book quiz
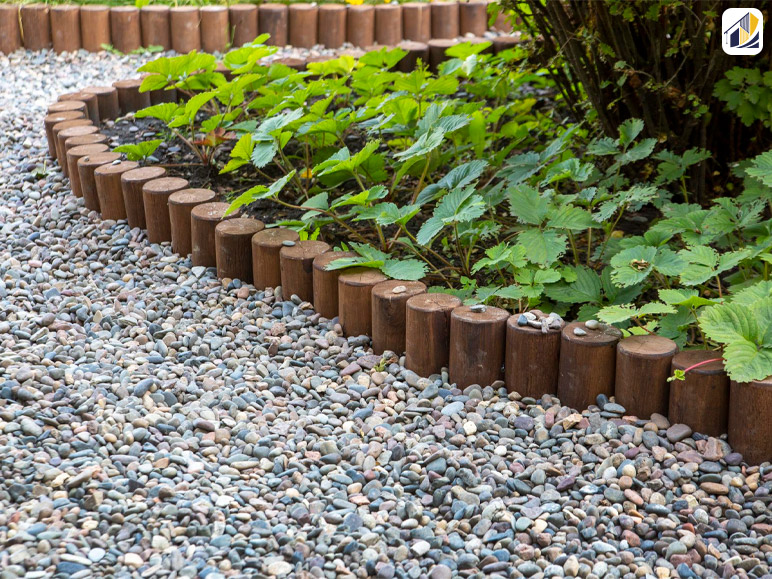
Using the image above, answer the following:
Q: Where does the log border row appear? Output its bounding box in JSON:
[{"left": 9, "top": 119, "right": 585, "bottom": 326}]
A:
[
  {"left": 43, "top": 74, "right": 772, "bottom": 466},
  {"left": 0, "top": 1, "right": 514, "bottom": 55}
]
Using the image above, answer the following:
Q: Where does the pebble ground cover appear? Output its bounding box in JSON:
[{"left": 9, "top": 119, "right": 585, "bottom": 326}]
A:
[{"left": 0, "top": 49, "right": 771, "bottom": 579}]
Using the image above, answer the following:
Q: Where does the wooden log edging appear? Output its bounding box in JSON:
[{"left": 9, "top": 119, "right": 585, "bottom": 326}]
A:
[{"left": 45, "top": 75, "right": 769, "bottom": 467}]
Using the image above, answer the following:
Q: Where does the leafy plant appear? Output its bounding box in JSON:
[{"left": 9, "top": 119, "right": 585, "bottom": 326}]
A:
[{"left": 114, "top": 139, "right": 162, "bottom": 162}]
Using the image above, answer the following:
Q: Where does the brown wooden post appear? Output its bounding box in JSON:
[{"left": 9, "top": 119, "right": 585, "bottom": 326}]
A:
[
  {"left": 431, "top": 2, "right": 459, "bottom": 39},
  {"left": 492, "top": 35, "right": 518, "bottom": 54},
  {"left": 215, "top": 218, "right": 265, "bottom": 283},
  {"left": 67, "top": 144, "right": 109, "bottom": 198},
  {"left": 402, "top": 2, "right": 431, "bottom": 42},
  {"left": 110, "top": 6, "right": 141, "bottom": 53},
  {"left": 56, "top": 125, "right": 98, "bottom": 175},
  {"left": 52, "top": 119, "right": 93, "bottom": 170},
  {"left": 48, "top": 100, "right": 87, "bottom": 117},
  {"left": 428, "top": 39, "right": 456, "bottom": 71},
  {"left": 50, "top": 6, "right": 80, "bottom": 53},
  {"left": 83, "top": 86, "right": 120, "bottom": 121},
  {"left": 371, "top": 280, "right": 426, "bottom": 355},
  {"left": 505, "top": 315, "right": 561, "bottom": 399},
  {"left": 64, "top": 134, "right": 108, "bottom": 169},
  {"left": 201, "top": 5, "right": 229, "bottom": 53},
  {"left": 459, "top": 1, "right": 488, "bottom": 36},
  {"left": 251, "top": 228, "right": 301, "bottom": 290},
  {"left": 669, "top": 351, "right": 729, "bottom": 438},
  {"left": 405, "top": 293, "right": 462, "bottom": 378},
  {"left": 289, "top": 4, "right": 318, "bottom": 49},
  {"left": 79, "top": 5, "right": 110, "bottom": 52},
  {"left": 615, "top": 335, "right": 678, "bottom": 418},
  {"left": 58, "top": 91, "right": 100, "bottom": 125},
  {"left": 20, "top": 4, "right": 51, "bottom": 51},
  {"left": 449, "top": 305, "right": 509, "bottom": 388},
  {"left": 280, "top": 241, "right": 331, "bottom": 302},
  {"left": 45, "top": 111, "right": 84, "bottom": 158},
  {"left": 170, "top": 6, "right": 201, "bottom": 53},
  {"left": 94, "top": 161, "right": 139, "bottom": 220},
  {"left": 143, "top": 177, "right": 189, "bottom": 244},
  {"left": 229, "top": 4, "right": 258, "bottom": 47},
  {"left": 258, "top": 3, "right": 288, "bottom": 47},
  {"left": 311, "top": 250, "right": 356, "bottom": 319},
  {"left": 77, "top": 152, "right": 121, "bottom": 212},
  {"left": 191, "top": 202, "right": 239, "bottom": 268},
  {"left": 0, "top": 5, "right": 22, "bottom": 55},
  {"left": 140, "top": 5, "right": 170, "bottom": 50},
  {"left": 113, "top": 79, "right": 151, "bottom": 115},
  {"left": 397, "top": 41, "right": 429, "bottom": 72},
  {"left": 346, "top": 5, "right": 375, "bottom": 48},
  {"left": 728, "top": 378, "right": 772, "bottom": 465},
  {"left": 318, "top": 4, "right": 346, "bottom": 49},
  {"left": 338, "top": 268, "right": 387, "bottom": 337},
  {"left": 375, "top": 4, "right": 402, "bottom": 47},
  {"left": 120, "top": 166, "right": 167, "bottom": 229},
  {"left": 557, "top": 321, "right": 620, "bottom": 410},
  {"left": 168, "top": 189, "right": 216, "bottom": 256},
  {"left": 149, "top": 86, "right": 178, "bottom": 105}
]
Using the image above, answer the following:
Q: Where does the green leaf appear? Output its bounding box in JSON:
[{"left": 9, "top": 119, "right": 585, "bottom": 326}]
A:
[
  {"left": 225, "top": 171, "right": 295, "bottom": 216},
  {"left": 545, "top": 266, "right": 602, "bottom": 304},
  {"left": 508, "top": 185, "right": 549, "bottom": 225},
  {"left": 618, "top": 118, "right": 644, "bottom": 147},
  {"left": 597, "top": 304, "right": 637, "bottom": 324},
  {"left": 610, "top": 246, "right": 656, "bottom": 287},
  {"left": 113, "top": 139, "right": 162, "bottom": 161},
  {"left": 135, "top": 103, "right": 180, "bottom": 124},
  {"left": 746, "top": 151, "right": 772, "bottom": 188},
  {"left": 394, "top": 128, "right": 446, "bottom": 161},
  {"left": 517, "top": 229, "right": 566, "bottom": 266},
  {"left": 547, "top": 205, "right": 595, "bottom": 231},
  {"left": 381, "top": 259, "right": 427, "bottom": 281},
  {"left": 416, "top": 160, "right": 487, "bottom": 205},
  {"left": 700, "top": 302, "right": 760, "bottom": 345},
  {"left": 659, "top": 288, "right": 718, "bottom": 308},
  {"left": 730, "top": 280, "right": 772, "bottom": 307}
]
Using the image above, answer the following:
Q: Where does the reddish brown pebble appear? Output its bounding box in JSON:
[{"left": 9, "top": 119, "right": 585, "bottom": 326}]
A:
[
  {"left": 728, "top": 377, "right": 772, "bottom": 465},
  {"left": 669, "top": 350, "right": 729, "bottom": 438},
  {"left": 431, "top": 2, "right": 459, "bottom": 39},
  {"left": 0, "top": 5, "right": 22, "bottom": 54},
  {"left": 143, "top": 177, "right": 190, "bottom": 244},
  {"left": 215, "top": 218, "right": 265, "bottom": 283},
  {"left": 505, "top": 315, "right": 562, "bottom": 399},
  {"left": 252, "top": 228, "right": 301, "bottom": 291},
  {"left": 82, "top": 85, "right": 119, "bottom": 121},
  {"left": 94, "top": 160, "right": 139, "bottom": 220},
  {"left": 346, "top": 5, "right": 374, "bottom": 48},
  {"left": 449, "top": 305, "right": 509, "bottom": 388},
  {"left": 170, "top": 6, "right": 201, "bottom": 53},
  {"left": 371, "top": 280, "right": 426, "bottom": 355},
  {"left": 113, "top": 79, "right": 151, "bottom": 115},
  {"left": 110, "top": 6, "right": 141, "bottom": 53},
  {"left": 338, "top": 268, "right": 388, "bottom": 337},
  {"left": 79, "top": 5, "right": 111, "bottom": 52},
  {"left": 120, "top": 166, "right": 167, "bottom": 229},
  {"left": 140, "top": 5, "right": 170, "bottom": 50},
  {"left": 402, "top": 2, "right": 431, "bottom": 42},
  {"left": 318, "top": 4, "right": 346, "bottom": 49},
  {"left": 406, "top": 293, "right": 462, "bottom": 378},
  {"left": 258, "top": 3, "right": 288, "bottom": 47},
  {"left": 229, "top": 4, "right": 258, "bottom": 47},
  {"left": 615, "top": 335, "right": 678, "bottom": 419},
  {"left": 168, "top": 189, "right": 216, "bottom": 256},
  {"left": 191, "top": 202, "right": 239, "bottom": 268},
  {"left": 21, "top": 4, "right": 51, "bottom": 51},
  {"left": 77, "top": 152, "right": 121, "bottom": 212},
  {"left": 280, "top": 240, "right": 331, "bottom": 303},
  {"left": 66, "top": 144, "right": 109, "bottom": 198},
  {"left": 201, "top": 5, "right": 229, "bottom": 53}
]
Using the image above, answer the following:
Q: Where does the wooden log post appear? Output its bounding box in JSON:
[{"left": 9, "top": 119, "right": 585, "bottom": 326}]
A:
[
  {"left": 311, "top": 250, "right": 355, "bottom": 319},
  {"left": 77, "top": 152, "right": 121, "bottom": 212},
  {"left": 48, "top": 100, "right": 87, "bottom": 117},
  {"left": 728, "top": 378, "right": 772, "bottom": 465},
  {"left": 669, "top": 351, "right": 729, "bottom": 438},
  {"left": 140, "top": 5, "right": 170, "bottom": 50},
  {"left": 557, "top": 321, "right": 620, "bottom": 410},
  {"left": 56, "top": 124, "right": 98, "bottom": 175},
  {"left": 149, "top": 86, "right": 178, "bottom": 105},
  {"left": 371, "top": 280, "right": 426, "bottom": 355},
  {"left": 318, "top": 4, "right": 346, "bottom": 49},
  {"left": 191, "top": 202, "right": 239, "bottom": 268},
  {"left": 397, "top": 41, "right": 429, "bottom": 72},
  {"left": 251, "top": 228, "right": 301, "bottom": 291},
  {"left": 83, "top": 86, "right": 119, "bottom": 121},
  {"left": 50, "top": 6, "right": 81, "bottom": 53},
  {"left": 44, "top": 111, "right": 84, "bottom": 158},
  {"left": 346, "top": 5, "right": 375, "bottom": 48},
  {"left": 215, "top": 218, "right": 265, "bottom": 283},
  {"left": 280, "top": 240, "right": 331, "bottom": 302},
  {"left": 52, "top": 119, "right": 93, "bottom": 169},
  {"left": 94, "top": 160, "right": 139, "bottom": 220},
  {"left": 431, "top": 2, "right": 459, "bottom": 39},
  {"left": 20, "top": 4, "right": 51, "bottom": 51},
  {"left": 201, "top": 5, "right": 229, "bottom": 53},
  {"left": 170, "top": 6, "right": 201, "bottom": 53},
  {"left": 67, "top": 143, "right": 109, "bottom": 198},
  {"left": 120, "top": 166, "right": 167, "bottom": 229},
  {"left": 229, "top": 4, "right": 258, "bottom": 47},
  {"left": 405, "top": 293, "right": 461, "bottom": 378},
  {"left": 338, "top": 268, "right": 387, "bottom": 337},
  {"left": 258, "top": 3, "right": 288, "bottom": 47},
  {"left": 428, "top": 39, "right": 456, "bottom": 71},
  {"left": 449, "top": 305, "right": 509, "bottom": 388},
  {"left": 80, "top": 5, "right": 110, "bottom": 52},
  {"left": 63, "top": 133, "right": 108, "bottom": 170},
  {"left": 110, "top": 6, "right": 141, "bottom": 53},
  {"left": 143, "top": 177, "right": 189, "bottom": 244},
  {"left": 168, "top": 189, "right": 216, "bottom": 256},
  {"left": 58, "top": 91, "right": 100, "bottom": 125},
  {"left": 0, "top": 5, "right": 22, "bottom": 55},
  {"left": 459, "top": 1, "right": 488, "bottom": 36},
  {"left": 113, "top": 79, "right": 150, "bottom": 115},
  {"left": 402, "top": 2, "right": 431, "bottom": 42},
  {"left": 375, "top": 4, "right": 402, "bottom": 47},
  {"left": 289, "top": 4, "right": 318, "bottom": 49},
  {"left": 505, "top": 315, "right": 562, "bottom": 399},
  {"left": 615, "top": 335, "right": 678, "bottom": 418}
]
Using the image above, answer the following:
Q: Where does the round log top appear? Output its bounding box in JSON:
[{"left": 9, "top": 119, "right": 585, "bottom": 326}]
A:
[
  {"left": 46, "top": 111, "right": 83, "bottom": 124},
  {"left": 451, "top": 304, "right": 509, "bottom": 324},
  {"left": 428, "top": 39, "right": 457, "bottom": 48},
  {"left": 406, "top": 292, "right": 461, "bottom": 313},
  {"left": 143, "top": 177, "right": 190, "bottom": 194},
  {"left": 191, "top": 202, "right": 234, "bottom": 221},
  {"left": 81, "top": 4, "right": 109, "bottom": 12},
  {"left": 280, "top": 240, "right": 331, "bottom": 260},
  {"left": 338, "top": 267, "right": 388, "bottom": 286},
  {"left": 169, "top": 188, "right": 216, "bottom": 206},
  {"left": 563, "top": 321, "right": 621, "bottom": 346},
  {"left": 201, "top": 5, "right": 227, "bottom": 12},
  {"left": 51, "top": 5, "right": 77, "bottom": 13},
  {"left": 373, "top": 280, "right": 426, "bottom": 300},
  {"left": 66, "top": 135, "right": 107, "bottom": 148},
  {"left": 261, "top": 3, "right": 288, "bottom": 10},
  {"left": 122, "top": 166, "right": 166, "bottom": 183},
  {"left": 48, "top": 101, "right": 86, "bottom": 114},
  {"left": 230, "top": 4, "right": 257, "bottom": 12},
  {"left": 170, "top": 5, "right": 197, "bottom": 13},
  {"left": 69, "top": 144, "right": 109, "bottom": 157},
  {"left": 290, "top": 3, "right": 316, "bottom": 11},
  {"left": 506, "top": 315, "right": 562, "bottom": 334},
  {"left": 618, "top": 335, "right": 678, "bottom": 358},
  {"left": 672, "top": 350, "right": 726, "bottom": 375},
  {"left": 59, "top": 91, "right": 95, "bottom": 101},
  {"left": 313, "top": 250, "right": 356, "bottom": 270},
  {"left": 113, "top": 79, "right": 144, "bottom": 90},
  {"left": 253, "top": 227, "right": 301, "bottom": 248},
  {"left": 140, "top": 5, "right": 169, "bottom": 12},
  {"left": 111, "top": 6, "right": 138, "bottom": 13},
  {"left": 94, "top": 160, "right": 139, "bottom": 176},
  {"left": 59, "top": 125, "right": 99, "bottom": 139},
  {"left": 319, "top": 3, "right": 345, "bottom": 12},
  {"left": 82, "top": 86, "right": 116, "bottom": 96},
  {"left": 400, "top": 41, "right": 429, "bottom": 51},
  {"left": 215, "top": 217, "right": 265, "bottom": 237},
  {"left": 53, "top": 120, "right": 92, "bottom": 132},
  {"left": 78, "top": 152, "right": 121, "bottom": 167}
]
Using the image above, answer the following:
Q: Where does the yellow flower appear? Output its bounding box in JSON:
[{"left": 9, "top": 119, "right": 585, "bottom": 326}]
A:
[{"left": 346, "top": 0, "right": 365, "bottom": 5}]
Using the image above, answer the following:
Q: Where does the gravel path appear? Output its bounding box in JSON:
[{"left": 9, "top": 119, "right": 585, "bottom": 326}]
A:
[{"left": 0, "top": 49, "right": 771, "bottom": 579}]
